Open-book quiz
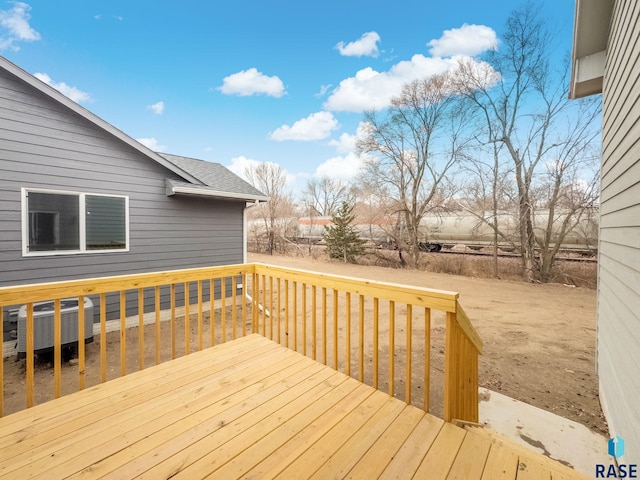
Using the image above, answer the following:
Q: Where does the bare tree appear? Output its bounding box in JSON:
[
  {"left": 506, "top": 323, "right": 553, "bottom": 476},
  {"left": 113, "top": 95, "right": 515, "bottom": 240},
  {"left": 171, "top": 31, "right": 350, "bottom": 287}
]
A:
[
  {"left": 351, "top": 183, "right": 392, "bottom": 246},
  {"left": 357, "top": 72, "right": 471, "bottom": 268},
  {"left": 455, "top": 3, "right": 601, "bottom": 282},
  {"left": 458, "top": 141, "right": 517, "bottom": 277},
  {"left": 244, "top": 162, "right": 293, "bottom": 255},
  {"left": 302, "top": 176, "right": 353, "bottom": 217}
]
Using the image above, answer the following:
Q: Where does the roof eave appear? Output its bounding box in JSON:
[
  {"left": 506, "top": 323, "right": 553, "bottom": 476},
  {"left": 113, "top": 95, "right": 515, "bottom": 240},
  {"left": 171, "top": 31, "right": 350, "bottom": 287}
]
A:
[
  {"left": 166, "top": 181, "right": 269, "bottom": 203},
  {"left": 569, "top": 0, "right": 613, "bottom": 99}
]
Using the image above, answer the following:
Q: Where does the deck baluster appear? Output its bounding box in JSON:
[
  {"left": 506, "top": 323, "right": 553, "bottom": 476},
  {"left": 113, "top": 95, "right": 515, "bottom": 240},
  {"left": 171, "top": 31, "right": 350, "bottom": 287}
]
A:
[
  {"left": 389, "top": 300, "right": 395, "bottom": 397},
  {"left": 53, "top": 299, "right": 61, "bottom": 398},
  {"left": 137, "top": 289, "right": 144, "bottom": 369},
  {"left": 26, "top": 302, "right": 34, "bottom": 408},
  {"left": 373, "top": 297, "right": 379, "bottom": 389},
  {"left": 154, "top": 287, "right": 160, "bottom": 364},
  {"left": 406, "top": 304, "right": 412, "bottom": 404},
  {"left": 345, "top": 292, "right": 351, "bottom": 377},
  {"left": 101, "top": 293, "right": 108, "bottom": 379},
  {"left": 78, "top": 294, "right": 86, "bottom": 387},
  {"left": 333, "top": 289, "right": 338, "bottom": 370},
  {"left": 121, "top": 290, "right": 127, "bottom": 372},
  {"left": 197, "top": 281, "right": 203, "bottom": 351},
  {"left": 424, "top": 307, "right": 431, "bottom": 412}
]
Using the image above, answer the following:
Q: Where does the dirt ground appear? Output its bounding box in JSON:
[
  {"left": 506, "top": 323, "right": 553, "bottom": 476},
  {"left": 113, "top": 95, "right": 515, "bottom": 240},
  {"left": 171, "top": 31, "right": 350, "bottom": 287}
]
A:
[{"left": 2, "top": 251, "right": 606, "bottom": 437}]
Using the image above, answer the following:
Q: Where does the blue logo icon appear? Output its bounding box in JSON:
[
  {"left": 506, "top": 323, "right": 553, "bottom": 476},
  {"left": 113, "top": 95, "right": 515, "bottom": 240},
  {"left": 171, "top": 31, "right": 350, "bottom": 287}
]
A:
[{"left": 608, "top": 436, "right": 625, "bottom": 459}]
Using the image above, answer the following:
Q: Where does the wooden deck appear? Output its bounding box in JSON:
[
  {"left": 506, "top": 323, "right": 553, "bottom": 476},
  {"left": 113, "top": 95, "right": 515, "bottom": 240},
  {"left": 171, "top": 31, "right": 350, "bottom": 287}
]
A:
[{"left": 0, "top": 334, "right": 588, "bottom": 479}]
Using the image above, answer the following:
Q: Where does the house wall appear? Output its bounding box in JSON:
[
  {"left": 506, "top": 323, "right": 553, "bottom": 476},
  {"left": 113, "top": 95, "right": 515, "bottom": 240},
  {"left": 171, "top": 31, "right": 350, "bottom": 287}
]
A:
[
  {"left": 0, "top": 67, "right": 245, "bottom": 330},
  {"left": 599, "top": 0, "right": 640, "bottom": 461}
]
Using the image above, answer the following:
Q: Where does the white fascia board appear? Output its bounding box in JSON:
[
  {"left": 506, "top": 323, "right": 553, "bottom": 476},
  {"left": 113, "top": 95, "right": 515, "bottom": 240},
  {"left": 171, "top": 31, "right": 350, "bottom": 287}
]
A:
[{"left": 167, "top": 182, "right": 269, "bottom": 202}]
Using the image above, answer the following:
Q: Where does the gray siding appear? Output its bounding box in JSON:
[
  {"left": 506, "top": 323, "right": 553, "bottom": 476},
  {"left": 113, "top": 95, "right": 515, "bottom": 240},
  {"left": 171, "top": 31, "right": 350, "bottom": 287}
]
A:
[
  {"left": 599, "top": 0, "right": 640, "bottom": 461},
  {"left": 0, "top": 68, "right": 245, "bottom": 287}
]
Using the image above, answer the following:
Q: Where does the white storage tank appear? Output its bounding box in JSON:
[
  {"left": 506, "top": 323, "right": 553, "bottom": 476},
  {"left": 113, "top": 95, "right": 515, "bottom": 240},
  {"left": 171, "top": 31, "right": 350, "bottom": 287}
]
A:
[{"left": 17, "top": 297, "right": 94, "bottom": 358}]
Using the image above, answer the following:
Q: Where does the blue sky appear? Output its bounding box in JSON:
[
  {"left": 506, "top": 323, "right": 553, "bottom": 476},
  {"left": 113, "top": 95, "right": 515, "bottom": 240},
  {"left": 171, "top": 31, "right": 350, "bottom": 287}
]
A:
[{"left": 0, "top": 1, "right": 576, "bottom": 196}]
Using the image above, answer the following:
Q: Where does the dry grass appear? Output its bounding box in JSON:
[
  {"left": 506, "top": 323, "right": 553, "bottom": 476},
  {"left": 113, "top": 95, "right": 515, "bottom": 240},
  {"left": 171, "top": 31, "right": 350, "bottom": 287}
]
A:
[{"left": 271, "top": 244, "right": 597, "bottom": 288}]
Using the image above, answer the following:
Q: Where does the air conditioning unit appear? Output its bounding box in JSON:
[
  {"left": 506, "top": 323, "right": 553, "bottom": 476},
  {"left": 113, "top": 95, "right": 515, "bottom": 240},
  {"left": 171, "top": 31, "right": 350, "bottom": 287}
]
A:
[{"left": 17, "top": 298, "right": 94, "bottom": 358}]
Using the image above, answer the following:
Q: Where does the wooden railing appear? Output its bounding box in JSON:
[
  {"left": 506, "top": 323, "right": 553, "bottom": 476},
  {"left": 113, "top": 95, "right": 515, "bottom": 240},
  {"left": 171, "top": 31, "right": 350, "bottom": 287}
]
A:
[{"left": 0, "top": 263, "right": 482, "bottom": 423}]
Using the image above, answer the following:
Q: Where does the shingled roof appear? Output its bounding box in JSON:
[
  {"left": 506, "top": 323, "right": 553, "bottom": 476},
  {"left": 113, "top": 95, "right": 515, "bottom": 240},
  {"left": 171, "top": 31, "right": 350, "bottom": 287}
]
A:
[{"left": 161, "top": 153, "right": 268, "bottom": 202}]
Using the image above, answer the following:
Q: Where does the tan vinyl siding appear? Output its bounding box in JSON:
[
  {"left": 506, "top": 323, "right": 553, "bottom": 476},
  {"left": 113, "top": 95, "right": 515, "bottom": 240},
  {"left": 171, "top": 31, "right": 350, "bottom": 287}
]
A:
[{"left": 599, "top": 0, "right": 640, "bottom": 461}]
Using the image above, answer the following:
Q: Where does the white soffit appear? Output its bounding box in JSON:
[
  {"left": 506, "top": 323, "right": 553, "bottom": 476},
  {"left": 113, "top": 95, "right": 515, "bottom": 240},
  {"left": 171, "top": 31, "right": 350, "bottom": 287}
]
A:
[{"left": 570, "top": 0, "right": 614, "bottom": 99}]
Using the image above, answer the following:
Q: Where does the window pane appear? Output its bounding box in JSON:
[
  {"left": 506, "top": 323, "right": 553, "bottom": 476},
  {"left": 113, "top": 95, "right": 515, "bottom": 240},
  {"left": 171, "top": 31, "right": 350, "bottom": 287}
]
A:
[
  {"left": 28, "top": 193, "right": 80, "bottom": 251},
  {"left": 86, "top": 195, "right": 126, "bottom": 250}
]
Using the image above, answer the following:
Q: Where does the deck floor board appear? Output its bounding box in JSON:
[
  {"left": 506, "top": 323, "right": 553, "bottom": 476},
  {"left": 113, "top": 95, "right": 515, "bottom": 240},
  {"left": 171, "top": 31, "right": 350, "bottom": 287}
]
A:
[
  {"left": 0, "top": 342, "right": 299, "bottom": 469},
  {"left": 0, "top": 334, "right": 590, "bottom": 479}
]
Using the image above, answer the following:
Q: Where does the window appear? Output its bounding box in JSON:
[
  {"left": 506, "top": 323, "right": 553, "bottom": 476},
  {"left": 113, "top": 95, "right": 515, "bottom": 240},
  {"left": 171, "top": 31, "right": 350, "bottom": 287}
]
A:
[{"left": 22, "top": 188, "right": 129, "bottom": 256}]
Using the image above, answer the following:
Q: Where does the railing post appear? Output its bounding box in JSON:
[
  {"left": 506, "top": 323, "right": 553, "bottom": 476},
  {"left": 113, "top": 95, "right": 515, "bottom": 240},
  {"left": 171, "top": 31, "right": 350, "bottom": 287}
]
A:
[
  {"left": 444, "top": 311, "right": 457, "bottom": 422},
  {"left": 444, "top": 307, "right": 480, "bottom": 423}
]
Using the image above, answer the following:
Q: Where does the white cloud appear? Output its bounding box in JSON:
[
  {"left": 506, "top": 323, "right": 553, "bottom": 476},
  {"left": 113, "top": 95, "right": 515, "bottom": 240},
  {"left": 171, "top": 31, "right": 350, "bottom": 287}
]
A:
[
  {"left": 94, "top": 14, "right": 123, "bottom": 21},
  {"left": 270, "top": 111, "right": 339, "bottom": 142},
  {"left": 324, "top": 54, "right": 499, "bottom": 113},
  {"left": 136, "top": 137, "right": 167, "bottom": 152},
  {"left": 0, "top": 1, "right": 40, "bottom": 51},
  {"left": 147, "top": 101, "right": 165, "bottom": 115},
  {"left": 328, "top": 133, "right": 357, "bottom": 154},
  {"left": 33, "top": 73, "right": 92, "bottom": 104},
  {"left": 314, "top": 84, "right": 333, "bottom": 98},
  {"left": 336, "top": 31, "right": 381, "bottom": 58},
  {"left": 323, "top": 55, "right": 451, "bottom": 112},
  {"left": 314, "top": 152, "right": 366, "bottom": 180},
  {"left": 227, "top": 155, "right": 261, "bottom": 181},
  {"left": 428, "top": 24, "right": 497, "bottom": 57},
  {"left": 218, "top": 68, "right": 286, "bottom": 97},
  {"left": 324, "top": 24, "right": 498, "bottom": 113},
  {"left": 328, "top": 121, "right": 370, "bottom": 154},
  {"left": 227, "top": 156, "right": 298, "bottom": 186}
]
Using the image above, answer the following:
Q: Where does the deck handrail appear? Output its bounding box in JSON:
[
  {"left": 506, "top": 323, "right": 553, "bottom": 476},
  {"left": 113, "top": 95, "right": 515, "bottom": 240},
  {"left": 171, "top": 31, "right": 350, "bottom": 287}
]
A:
[
  {"left": 0, "top": 262, "right": 482, "bottom": 423},
  {"left": 251, "top": 263, "right": 460, "bottom": 312}
]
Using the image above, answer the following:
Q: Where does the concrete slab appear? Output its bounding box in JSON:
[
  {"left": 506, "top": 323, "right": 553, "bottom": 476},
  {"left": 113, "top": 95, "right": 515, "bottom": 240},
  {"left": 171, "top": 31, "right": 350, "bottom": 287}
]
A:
[{"left": 479, "top": 387, "right": 610, "bottom": 476}]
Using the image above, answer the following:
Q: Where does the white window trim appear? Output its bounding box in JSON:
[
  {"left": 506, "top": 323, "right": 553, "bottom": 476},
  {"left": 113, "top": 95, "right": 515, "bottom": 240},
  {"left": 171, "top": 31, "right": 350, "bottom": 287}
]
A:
[{"left": 21, "top": 187, "right": 130, "bottom": 257}]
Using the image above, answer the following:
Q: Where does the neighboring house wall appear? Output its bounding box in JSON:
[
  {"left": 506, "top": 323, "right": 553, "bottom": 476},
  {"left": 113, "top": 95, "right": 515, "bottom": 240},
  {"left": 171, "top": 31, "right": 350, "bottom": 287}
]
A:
[
  {"left": 0, "top": 66, "right": 246, "bottom": 332},
  {"left": 598, "top": 0, "right": 640, "bottom": 461},
  {"left": 0, "top": 67, "right": 245, "bottom": 286}
]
